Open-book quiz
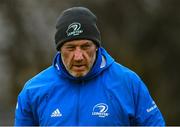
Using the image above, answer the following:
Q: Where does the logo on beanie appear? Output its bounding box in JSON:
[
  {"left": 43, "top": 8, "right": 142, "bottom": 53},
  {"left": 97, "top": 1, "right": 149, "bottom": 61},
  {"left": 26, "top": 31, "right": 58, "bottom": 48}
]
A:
[{"left": 66, "top": 22, "right": 83, "bottom": 36}]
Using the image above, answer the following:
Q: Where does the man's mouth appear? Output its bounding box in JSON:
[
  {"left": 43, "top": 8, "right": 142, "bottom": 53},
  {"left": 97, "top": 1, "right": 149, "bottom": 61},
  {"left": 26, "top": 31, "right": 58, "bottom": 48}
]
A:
[
  {"left": 74, "top": 65, "right": 83, "bottom": 67},
  {"left": 72, "top": 64, "right": 86, "bottom": 71}
]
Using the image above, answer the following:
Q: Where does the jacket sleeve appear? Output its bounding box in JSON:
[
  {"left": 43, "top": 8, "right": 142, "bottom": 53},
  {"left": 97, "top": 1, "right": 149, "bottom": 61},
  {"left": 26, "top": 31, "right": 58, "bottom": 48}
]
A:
[
  {"left": 132, "top": 75, "right": 165, "bottom": 126},
  {"left": 14, "top": 88, "right": 37, "bottom": 126}
]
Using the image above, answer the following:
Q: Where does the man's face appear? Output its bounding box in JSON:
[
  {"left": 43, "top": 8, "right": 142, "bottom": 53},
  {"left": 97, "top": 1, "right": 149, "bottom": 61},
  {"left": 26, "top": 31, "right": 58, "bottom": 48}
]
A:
[{"left": 60, "top": 39, "right": 97, "bottom": 77}]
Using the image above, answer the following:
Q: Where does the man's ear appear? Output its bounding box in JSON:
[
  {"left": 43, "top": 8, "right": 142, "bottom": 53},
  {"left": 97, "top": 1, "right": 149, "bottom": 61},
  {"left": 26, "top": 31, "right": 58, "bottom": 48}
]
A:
[{"left": 59, "top": 47, "right": 62, "bottom": 52}]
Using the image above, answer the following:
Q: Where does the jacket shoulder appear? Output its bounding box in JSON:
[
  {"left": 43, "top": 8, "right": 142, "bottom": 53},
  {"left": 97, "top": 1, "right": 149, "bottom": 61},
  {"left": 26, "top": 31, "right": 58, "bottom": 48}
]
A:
[
  {"left": 23, "top": 66, "right": 59, "bottom": 90},
  {"left": 109, "top": 62, "right": 141, "bottom": 80}
]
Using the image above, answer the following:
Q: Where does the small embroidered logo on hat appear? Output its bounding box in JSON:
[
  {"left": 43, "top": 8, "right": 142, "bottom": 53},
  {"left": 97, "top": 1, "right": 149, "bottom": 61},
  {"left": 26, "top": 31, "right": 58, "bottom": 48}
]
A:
[{"left": 66, "top": 22, "right": 83, "bottom": 36}]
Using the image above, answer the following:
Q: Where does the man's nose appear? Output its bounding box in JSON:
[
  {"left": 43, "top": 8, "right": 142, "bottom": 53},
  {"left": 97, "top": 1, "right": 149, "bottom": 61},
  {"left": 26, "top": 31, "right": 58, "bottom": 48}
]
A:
[{"left": 74, "top": 49, "right": 83, "bottom": 61}]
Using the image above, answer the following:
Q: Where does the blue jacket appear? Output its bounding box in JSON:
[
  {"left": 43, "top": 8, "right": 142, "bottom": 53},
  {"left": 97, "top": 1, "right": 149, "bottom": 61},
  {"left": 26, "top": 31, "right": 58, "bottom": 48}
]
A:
[{"left": 14, "top": 47, "right": 165, "bottom": 126}]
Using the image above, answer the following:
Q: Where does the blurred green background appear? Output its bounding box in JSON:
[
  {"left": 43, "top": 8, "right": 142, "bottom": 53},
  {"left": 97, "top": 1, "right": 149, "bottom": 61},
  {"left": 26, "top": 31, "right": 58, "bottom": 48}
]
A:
[{"left": 0, "top": 0, "right": 180, "bottom": 125}]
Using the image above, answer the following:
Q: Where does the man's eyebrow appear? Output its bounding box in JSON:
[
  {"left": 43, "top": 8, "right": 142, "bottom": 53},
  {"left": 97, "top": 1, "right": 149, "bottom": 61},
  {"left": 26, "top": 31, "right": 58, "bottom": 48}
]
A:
[
  {"left": 83, "top": 41, "right": 93, "bottom": 45},
  {"left": 84, "top": 41, "right": 92, "bottom": 44},
  {"left": 64, "top": 43, "right": 75, "bottom": 46}
]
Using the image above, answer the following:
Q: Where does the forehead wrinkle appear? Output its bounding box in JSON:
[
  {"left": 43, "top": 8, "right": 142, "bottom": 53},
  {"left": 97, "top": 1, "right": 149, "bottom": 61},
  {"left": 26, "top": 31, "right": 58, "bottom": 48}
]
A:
[{"left": 63, "top": 40, "right": 94, "bottom": 46}]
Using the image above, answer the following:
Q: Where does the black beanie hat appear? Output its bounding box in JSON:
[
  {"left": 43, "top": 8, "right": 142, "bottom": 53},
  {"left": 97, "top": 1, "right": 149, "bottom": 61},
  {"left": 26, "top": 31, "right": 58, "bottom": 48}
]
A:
[{"left": 55, "top": 7, "right": 101, "bottom": 50}]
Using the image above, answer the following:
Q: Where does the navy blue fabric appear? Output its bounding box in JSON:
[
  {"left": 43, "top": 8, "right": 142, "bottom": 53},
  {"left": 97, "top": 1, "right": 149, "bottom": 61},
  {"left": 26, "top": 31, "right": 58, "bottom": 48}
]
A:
[{"left": 14, "top": 47, "right": 165, "bottom": 126}]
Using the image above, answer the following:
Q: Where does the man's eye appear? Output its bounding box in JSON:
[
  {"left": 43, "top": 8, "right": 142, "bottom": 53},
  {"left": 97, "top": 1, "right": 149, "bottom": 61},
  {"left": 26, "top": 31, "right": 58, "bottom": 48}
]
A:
[
  {"left": 66, "top": 46, "right": 75, "bottom": 50},
  {"left": 81, "top": 44, "right": 91, "bottom": 49}
]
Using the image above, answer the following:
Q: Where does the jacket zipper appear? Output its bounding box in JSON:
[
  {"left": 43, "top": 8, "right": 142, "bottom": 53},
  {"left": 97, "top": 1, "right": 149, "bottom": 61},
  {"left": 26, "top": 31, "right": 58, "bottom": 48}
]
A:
[
  {"left": 77, "top": 80, "right": 84, "bottom": 126},
  {"left": 76, "top": 81, "right": 80, "bottom": 125}
]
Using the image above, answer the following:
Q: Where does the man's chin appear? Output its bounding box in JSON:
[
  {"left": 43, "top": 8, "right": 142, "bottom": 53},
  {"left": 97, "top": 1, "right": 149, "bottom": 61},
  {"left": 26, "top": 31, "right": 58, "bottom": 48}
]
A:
[{"left": 70, "top": 71, "right": 88, "bottom": 78}]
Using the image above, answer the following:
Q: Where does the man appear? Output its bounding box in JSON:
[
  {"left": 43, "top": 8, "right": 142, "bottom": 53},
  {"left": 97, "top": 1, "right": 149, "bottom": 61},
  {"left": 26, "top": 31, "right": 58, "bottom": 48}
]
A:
[{"left": 14, "top": 7, "right": 165, "bottom": 126}]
